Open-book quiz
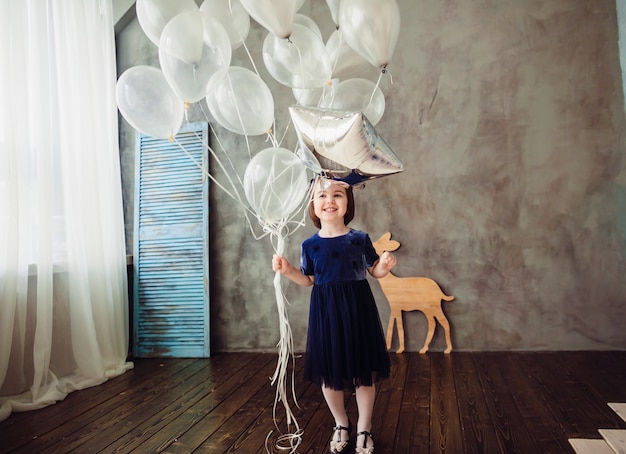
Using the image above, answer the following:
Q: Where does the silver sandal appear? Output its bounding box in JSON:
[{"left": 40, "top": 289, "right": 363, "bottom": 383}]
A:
[
  {"left": 329, "top": 421, "right": 352, "bottom": 453},
  {"left": 355, "top": 430, "right": 375, "bottom": 454}
]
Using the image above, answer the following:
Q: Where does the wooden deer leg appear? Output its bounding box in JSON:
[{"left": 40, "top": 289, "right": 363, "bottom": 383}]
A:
[
  {"left": 395, "top": 310, "right": 405, "bottom": 354},
  {"left": 386, "top": 313, "right": 397, "bottom": 351},
  {"left": 420, "top": 315, "right": 437, "bottom": 354},
  {"left": 435, "top": 314, "right": 453, "bottom": 354}
]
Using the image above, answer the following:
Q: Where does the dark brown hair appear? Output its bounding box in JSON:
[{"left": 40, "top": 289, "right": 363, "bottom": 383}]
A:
[{"left": 308, "top": 182, "right": 355, "bottom": 229}]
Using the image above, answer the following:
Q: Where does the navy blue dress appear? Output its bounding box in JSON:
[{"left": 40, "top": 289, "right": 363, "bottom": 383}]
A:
[{"left": 300, "top": 229, "right": 391, "bottom": 391}]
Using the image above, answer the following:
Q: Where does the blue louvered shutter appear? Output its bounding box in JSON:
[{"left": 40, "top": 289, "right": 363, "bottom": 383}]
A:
[{"left": 133, "top": 122, "right": 210, "bottom": 357}]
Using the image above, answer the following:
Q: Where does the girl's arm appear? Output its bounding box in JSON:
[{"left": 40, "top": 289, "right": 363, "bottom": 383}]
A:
[
  {"left": 368, "top": 251, "right": 397, "bottom": 278},
  {"left": 272, "top": 254, "right": 315, "bottom": 287}
]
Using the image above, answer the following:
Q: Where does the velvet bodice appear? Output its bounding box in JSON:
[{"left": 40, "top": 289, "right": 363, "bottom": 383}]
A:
[{"left": 300, "top": 229, "right": 379, "bottom": 285}]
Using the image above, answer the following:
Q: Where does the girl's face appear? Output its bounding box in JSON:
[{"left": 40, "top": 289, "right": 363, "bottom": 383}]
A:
[{"left": 312, "top": 179, "right": 349, "bottom": 226}]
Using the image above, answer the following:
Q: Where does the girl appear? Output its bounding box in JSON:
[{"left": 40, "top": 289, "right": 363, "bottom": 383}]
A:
[{"left": 272, "top": 177, "right": 396, "bottom": 454}]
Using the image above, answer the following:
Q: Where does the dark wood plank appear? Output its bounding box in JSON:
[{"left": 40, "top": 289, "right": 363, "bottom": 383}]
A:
[
  {"left": 197, "top": 354, "right": 308, "bottom": 453},
  {"left": 4, "top": 358, "right": 199, "bottom": 453},
  {"left": 452, "top": 352, "right": 501, "bottom": 454},
  {"left": 1, "top": 358, "right": 185, "bottom": 452},
  {"left": 394, "top": 352, "right": 431, "bottom": 453},
  {"left": 295, "top": 384, "right": 339, "bottom": 453},
  {"left": 225, "top": 379, "right": 317, "bottom": 453},
  {"left": 430, "top": 353, "right": 463, "bottom": 453},
  {"left": 500, "top": 352, "right": 574, "bottom": 454},
  {"left": 472, "top": 352, "right": 538, "bottom": 453},
  {"left": 42, "top": 357, "right": 225, "bottom": 453},
  {"left": 565, "top": 351, "right": 626, "bottom": 404},
  {"left": 90, "top": 353, "right": 257, "bottom": 453},
  {"left": 159, "top": 353, "right": 277, "bottom": 453},
  {"left": 516, "top": 352, "right": 602, "bottom": 440},
  {"left": 542, "top": 352, "right": 626, "bottom": 431},
  {"left": 371, "top": 353, "right": 409, "bottom": 452},
  {"left": 64, "top": 354, "right": 253, "bottom": 453}
]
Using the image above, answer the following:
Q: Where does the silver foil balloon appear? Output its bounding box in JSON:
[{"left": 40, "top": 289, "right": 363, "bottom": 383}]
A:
[{"left": 288, "top": 105, "right": 404, "bottom": 186}]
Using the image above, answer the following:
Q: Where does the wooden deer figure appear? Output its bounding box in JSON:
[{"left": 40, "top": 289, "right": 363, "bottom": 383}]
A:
[{"left": 372, "top": 232, "right": 454, "bottom": 354}]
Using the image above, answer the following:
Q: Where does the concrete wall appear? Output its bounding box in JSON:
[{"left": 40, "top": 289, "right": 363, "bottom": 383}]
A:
[{"left": 116, "top": 0, "right": 626, "bottom": 353}]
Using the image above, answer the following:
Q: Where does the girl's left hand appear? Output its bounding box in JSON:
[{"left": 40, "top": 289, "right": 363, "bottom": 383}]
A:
[{"left": 379, "top": 251, "right": 397, "bottom": 271}]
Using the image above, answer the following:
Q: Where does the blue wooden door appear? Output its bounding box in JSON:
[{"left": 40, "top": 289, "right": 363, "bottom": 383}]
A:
[{"left": 133, "top": 122, "right": 210, "bottom": 357}]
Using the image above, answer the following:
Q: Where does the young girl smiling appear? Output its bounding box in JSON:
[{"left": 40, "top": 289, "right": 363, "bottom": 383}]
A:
[{"left": 272, "top": 177, "right": 396, "bottom": 453}]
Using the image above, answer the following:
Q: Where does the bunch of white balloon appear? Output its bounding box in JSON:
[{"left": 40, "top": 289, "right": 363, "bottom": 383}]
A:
[
  {"left": 115, "top": 0, "right": 401, "bottom": 451},
  {"left": 116, "top": 0, "right": 401, "bottom": 140}
]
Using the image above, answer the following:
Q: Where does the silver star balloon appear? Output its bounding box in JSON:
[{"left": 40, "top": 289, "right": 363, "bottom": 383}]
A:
[{"left": 289, "top": 105, "right": 404, "bottom": 186}]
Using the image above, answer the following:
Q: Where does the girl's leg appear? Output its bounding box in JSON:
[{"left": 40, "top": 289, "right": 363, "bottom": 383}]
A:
[
  {"left": 321, "top": 385, "right": 351, "bottom": 446},
  {"left": 355, "top": 384, "right": 376, "bottom": 449}
]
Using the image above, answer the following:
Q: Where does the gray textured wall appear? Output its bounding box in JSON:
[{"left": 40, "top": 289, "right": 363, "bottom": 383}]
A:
[{"left": 117, "top": 0, "right": 626, "bottom": 353}]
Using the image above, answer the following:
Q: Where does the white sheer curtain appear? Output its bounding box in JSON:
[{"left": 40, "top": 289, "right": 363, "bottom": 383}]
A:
[{"left": 0, "top": 0, "right": 133, "bottom": 421}]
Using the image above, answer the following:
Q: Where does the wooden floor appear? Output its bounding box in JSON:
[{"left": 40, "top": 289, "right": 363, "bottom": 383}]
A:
[{"left": 2, "top": 351, "right": 626, "bottom": 453}]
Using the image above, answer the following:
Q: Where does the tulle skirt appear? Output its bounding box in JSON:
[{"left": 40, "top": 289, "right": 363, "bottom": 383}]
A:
[{"left": 303, "top": 279, "right": 391, "bottom": 391}]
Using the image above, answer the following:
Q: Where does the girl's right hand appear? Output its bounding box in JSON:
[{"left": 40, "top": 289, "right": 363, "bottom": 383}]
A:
[
  {"left": 272, "top": 254, "right": 314, "bottom": 286},
  {"left": 272, "top": 254, "right": 290, "bottom": 274}
]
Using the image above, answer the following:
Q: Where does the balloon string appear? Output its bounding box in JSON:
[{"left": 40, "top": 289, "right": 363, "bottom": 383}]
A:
[
  {"left": 236, "top": 19, "right": 261, "bottom": 78},
  {"left": 373, "top": 70, "right": 384, "bottom": 94},
  {"left": 263, "top": 223, "right": 303, "bottom": 454},
  {"left": 188, "top": 128, "right": 245, "bottom": 206},
  {"left": 197, "top": 102, "right": 247, "bottom": 189},
  {"left": 223, "top": 71, "right": 253, "bottom": 159},
  {"left": 276, "top": 118, "right": 291, "bottom": 149},
  {"left": 329, "top": 29, "right": 344, "bottom": 78},
  {"left": 173, "top": 138, "right": 240, "bottom": 203},
  {"left": 193, "top": 103, "right": 264, "bottom": 238},
  {"left": 368, "top": 69, "right": 392, "bottom": 112},
  {"left": 174, "top": 132, "right": 265, "bottom": 242},
  {"left": 174, "top": 123, "right": 314, "bottom": 454},
  {"left": 267, "top": 125, "right": 279, "bottom": 148},
  {"left": 381, "top": 66, "right": 394, "bottom": 85},
  {"left": 367, "top": 83, "right": 378, "bottom": 111},
  {"left": 326, "top": 80, "right": 337, "bottom": 107},
  {"left": 265, "top": 428, "right": 304, "bottom": 453},
  {"left": 292, "top": 39, "right": 308, "bottom": 97},
  {"left": 179, "top": 113, "right": 314, "bottom": 243}
]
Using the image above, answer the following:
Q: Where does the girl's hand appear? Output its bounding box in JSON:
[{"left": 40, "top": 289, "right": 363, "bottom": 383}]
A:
[
  {"left": 369, "top": 251, "right": 397, "bottom": 278},
  {"left": 272, "top": 254, "right": 290, "bottom": 274},
  {"left": 272, "top": 254, "right": 314, "bottom": 286},
  {"left": 379, "top": 251, "right": 397, "bottom": 272}
]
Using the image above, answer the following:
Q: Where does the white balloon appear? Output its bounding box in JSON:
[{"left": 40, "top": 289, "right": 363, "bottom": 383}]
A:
[
  {"left": 319, "top": 78, "right": 385, "bottom": 126},
  {"left": 294, "top": 14, "right": 322, "bottom": 41},
  {"left": 116, "top": 66, "right": 184, "bottom": 140},
  {"left": 199, "top": 0, "right": 250, "bottom": 50},
  {"left": 263, "top": 24, "right": 332, "bottom": 89},
  {"left": 325, "top": 0, "right": 340, "bottom": 24},
  {"left": 326, "top": 30, "right": 372, "bottom": 80},
  {"left": 136, "top": 0, "right": 198, "bottom": 47},
  {"left": 159, "top": 11, "right": 232, "bottom": 103},
  {"left": 244, "top": 147, "right": 309, "bottom": 222},
  {"left": 292, "top": 78, "right": 339, "bottom": 107},
  {"left": 338, "top": 0, "right": 400, "bottom": 68},
  {"left": 206, "top": 66, "right": 274, "bottom": 136},
  {"left": 240, "top": 0, "right": 297, "bottom": 39},
  {"left": 292, "top": 86, "right": 324, "bottom": 107}
]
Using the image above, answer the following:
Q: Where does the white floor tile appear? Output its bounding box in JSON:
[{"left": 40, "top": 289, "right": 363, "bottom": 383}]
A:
[
  {"left": 569, "top": 438, "right": 615, "bottom": 454},
  {"left": 609, "top": 403, "right": 626, "bottom": 424},
  {"left": 599, "top": 429, "right": 626, "bottom": 454}
]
